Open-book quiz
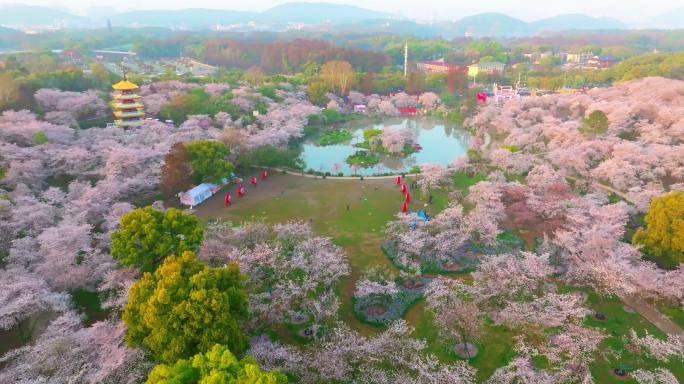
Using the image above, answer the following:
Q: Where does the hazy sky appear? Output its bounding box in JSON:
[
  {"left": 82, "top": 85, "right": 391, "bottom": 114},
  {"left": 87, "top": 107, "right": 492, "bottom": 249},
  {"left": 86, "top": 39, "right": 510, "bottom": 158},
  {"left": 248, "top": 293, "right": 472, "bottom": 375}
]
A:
[{"left": 8, "top": 0, "right": 682, "bottom": 22}]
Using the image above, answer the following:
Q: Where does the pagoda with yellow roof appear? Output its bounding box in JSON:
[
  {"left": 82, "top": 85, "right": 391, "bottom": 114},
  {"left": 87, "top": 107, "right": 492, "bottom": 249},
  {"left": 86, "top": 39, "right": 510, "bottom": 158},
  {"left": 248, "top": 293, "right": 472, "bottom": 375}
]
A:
[{"left": 111, "top": 75, "right": 144, "bottom": 128}]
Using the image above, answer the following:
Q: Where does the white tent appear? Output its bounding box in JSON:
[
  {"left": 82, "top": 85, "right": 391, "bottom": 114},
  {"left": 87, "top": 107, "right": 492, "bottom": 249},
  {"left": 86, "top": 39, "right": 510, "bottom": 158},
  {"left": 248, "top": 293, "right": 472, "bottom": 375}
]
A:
[{"left": 179, "top": 183, "right": 217, "bottom": 209}]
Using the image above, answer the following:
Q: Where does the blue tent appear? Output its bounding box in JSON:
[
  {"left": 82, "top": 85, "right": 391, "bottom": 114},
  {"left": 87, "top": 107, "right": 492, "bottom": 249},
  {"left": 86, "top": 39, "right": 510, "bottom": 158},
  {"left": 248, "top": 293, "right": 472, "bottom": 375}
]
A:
[{"left": 418, "top": 211, "right": 430, "bottom": 222}]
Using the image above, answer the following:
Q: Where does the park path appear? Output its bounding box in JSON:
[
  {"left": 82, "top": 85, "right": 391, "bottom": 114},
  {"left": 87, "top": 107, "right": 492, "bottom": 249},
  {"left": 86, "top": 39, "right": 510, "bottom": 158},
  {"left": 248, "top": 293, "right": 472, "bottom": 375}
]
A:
[{"left": 621, "top": 295, "right": 684, "bottom": 339}]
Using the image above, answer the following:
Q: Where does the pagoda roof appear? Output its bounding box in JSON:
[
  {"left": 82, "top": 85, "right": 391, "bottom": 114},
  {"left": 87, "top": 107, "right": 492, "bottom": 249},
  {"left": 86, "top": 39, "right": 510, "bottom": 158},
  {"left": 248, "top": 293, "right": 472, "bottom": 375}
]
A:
[
  {"left": 112, "top": 79, "right": 140, "bottom": 91},
  {"left": 114, "top": 110, "right": 144, "bottom": 118},
  {"left": 112, "top": 102, "right": 144, "bottom": 109},
  {"left": 113, "top": 93, "right": 142, "bottom": 99}
]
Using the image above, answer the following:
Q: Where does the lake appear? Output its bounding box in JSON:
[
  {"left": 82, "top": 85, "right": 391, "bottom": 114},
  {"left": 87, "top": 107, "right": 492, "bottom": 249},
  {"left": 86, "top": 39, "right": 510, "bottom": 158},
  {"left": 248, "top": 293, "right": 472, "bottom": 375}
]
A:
[{"left": 300, "top": 118, "right": 471, "bottom": 176}]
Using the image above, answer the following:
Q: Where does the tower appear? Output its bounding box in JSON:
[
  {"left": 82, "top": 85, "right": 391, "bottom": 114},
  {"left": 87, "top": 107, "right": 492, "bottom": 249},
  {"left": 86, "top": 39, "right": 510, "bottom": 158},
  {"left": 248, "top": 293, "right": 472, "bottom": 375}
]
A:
[
  {"left": 111, "top": 68, "right": 144, "bottom": 128},
  {"left": 404, "top": 41, "right": 408, "bottom": 77}
]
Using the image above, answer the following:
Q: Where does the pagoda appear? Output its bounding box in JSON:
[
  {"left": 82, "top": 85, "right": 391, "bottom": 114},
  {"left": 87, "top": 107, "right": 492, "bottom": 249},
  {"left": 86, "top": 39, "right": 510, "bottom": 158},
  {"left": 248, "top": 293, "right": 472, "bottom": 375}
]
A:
[{"left": 111, "top": 74, "right": 144, "bottom": 128}]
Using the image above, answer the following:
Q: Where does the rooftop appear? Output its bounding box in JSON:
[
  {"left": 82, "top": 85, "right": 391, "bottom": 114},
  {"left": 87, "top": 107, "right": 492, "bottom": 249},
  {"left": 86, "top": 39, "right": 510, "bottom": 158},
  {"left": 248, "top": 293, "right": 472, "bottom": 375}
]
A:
[{"left": 112, "top": 79, "right": 140, "bottom": 91}]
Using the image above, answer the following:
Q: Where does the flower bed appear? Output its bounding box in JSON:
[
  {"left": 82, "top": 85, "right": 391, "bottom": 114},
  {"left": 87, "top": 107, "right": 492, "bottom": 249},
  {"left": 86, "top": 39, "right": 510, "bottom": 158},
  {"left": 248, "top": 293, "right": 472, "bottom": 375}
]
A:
[{"left": 353, "top": 277, "right": 431, "bottom": 325}]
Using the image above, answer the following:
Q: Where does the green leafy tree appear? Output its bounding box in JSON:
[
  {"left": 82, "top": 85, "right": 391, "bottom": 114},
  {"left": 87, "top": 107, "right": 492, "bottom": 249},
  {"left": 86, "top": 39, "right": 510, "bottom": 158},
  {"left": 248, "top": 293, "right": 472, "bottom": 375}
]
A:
[
  {"left": 145, "top": 344, "right": 287, "bottom": 384},
  {"left": 579, "top": 110, "right": 609, "bottom": 137},
  {"left": 124, "top": 252, "right": 249, "bottom": 363},
  {"left": 307, "top": 81, "right": 329, "bottom": 106},
  {"left": 111, "top": 207, "right": 203, "bottom": 272},
  {"left": 633, "top": 192, "right": 684, "bottom": 269},
  {"left": 184, "top": 140, "right": 234, "bottom": 184},
  {"left": 32, "top": 131, "right": 48, "bottom": 145}
]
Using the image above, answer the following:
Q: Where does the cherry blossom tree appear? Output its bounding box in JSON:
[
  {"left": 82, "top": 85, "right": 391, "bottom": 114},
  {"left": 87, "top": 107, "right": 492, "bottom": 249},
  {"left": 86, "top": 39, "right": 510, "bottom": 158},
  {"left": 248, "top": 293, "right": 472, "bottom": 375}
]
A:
[
  {"left": 0, "top": 312, "right": 151, "bottom": 383},
  {"left": 0, "top": 267, "right": 69, "bottom": 330},
  {"left": 34, "top": 89, "right": 106, "bottom": 119},
  {"left": 418, "top": 163, "right": 449, "bottom": 194},
  {"left": 380, "top": 126, "right": 416, "bottom": 154},
  {"left": 199, "top": 221, "right": 349, "bottom": 327},
  {"left": 627, "top": 329, "right": 684, "bottom": 362},
  {"left": 249, "top": 321, "right": 477, "bottom": 383},
  {"left": 418, "top": 92, "right": 440, "bottom": 110},
  {"left": 631, "top": 368, "right": 680, "bottom": 384},
  {"left": 378, "top": 100, "right": 399, "bottom": 116},
  {"left": 425, "top": 278, "right": 483, "bottom": 357}
]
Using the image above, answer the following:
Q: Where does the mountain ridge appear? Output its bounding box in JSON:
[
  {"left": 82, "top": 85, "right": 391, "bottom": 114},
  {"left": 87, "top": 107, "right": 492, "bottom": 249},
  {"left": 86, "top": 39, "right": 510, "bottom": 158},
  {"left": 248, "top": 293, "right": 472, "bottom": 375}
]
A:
[{"left": 0, "top": 3, "right": 678, "bottom": 34}]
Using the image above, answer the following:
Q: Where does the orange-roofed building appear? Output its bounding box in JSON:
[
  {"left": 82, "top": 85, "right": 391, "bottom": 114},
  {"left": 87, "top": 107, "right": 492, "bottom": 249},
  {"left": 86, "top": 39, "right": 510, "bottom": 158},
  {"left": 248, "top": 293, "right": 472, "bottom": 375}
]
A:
[{"left": 111, "top": 78, "right": 144, "bottom": 128}]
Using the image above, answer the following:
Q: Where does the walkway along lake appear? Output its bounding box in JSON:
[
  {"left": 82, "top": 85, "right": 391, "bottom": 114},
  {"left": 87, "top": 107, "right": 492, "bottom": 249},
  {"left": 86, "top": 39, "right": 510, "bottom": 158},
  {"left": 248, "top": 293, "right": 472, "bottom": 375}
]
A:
[{"left": 299, "top": 118, "right": 471, "bottom": 176}]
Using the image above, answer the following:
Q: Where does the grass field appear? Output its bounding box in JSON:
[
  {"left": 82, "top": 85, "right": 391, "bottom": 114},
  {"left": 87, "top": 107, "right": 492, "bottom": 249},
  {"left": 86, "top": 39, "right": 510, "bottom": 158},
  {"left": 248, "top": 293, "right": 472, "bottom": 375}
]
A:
[{"left": 192, "top": 171, "right": 683, "bottom": 383}]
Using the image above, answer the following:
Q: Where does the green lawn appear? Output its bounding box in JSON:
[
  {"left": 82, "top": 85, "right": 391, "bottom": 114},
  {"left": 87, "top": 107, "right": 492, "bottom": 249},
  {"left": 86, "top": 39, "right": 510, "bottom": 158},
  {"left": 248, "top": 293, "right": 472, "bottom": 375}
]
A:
[{"left": 406, "top": 301, "right": 517, "bottom": 382}]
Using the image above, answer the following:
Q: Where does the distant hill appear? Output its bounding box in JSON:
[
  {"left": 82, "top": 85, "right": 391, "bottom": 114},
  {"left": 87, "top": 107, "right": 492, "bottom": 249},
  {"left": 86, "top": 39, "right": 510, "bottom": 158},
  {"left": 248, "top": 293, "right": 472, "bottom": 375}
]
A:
[
  {"left": 109, "top": 3, "right": 395, "bottom": 29},
  {"left": 530, "top": 14, "right": 627, "bottom": 33},
  {"left": 109, "top": 9, "right": 259, "bottom": 29},
  {"left": 261, "top": 2, "right": 395, "bottom": 23},
  {"left": 648, "top": 8, "right": 684, "bottom": 29},
  {"left": 443, "top": 13, "right": 529, "bottom": 37},
  {"left": 0, "top": 5, "right": 86, "bottom": 27}
]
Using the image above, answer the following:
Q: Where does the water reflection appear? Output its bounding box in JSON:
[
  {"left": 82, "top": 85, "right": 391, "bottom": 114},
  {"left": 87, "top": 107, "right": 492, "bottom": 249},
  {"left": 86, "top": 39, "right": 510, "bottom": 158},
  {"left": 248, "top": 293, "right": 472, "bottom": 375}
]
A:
[{"left": 300, "top": 118, "right": 470, "bottom": 176}]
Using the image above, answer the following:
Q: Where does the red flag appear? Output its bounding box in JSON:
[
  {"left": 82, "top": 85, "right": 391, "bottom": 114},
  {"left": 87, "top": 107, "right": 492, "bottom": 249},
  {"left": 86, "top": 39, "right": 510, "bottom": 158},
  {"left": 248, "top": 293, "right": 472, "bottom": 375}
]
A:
[
  {"left": 402, "top": 202, "right": 408, "bottom": 213},
  {"left": 224, "top": 194, "right": 231, "bottom": 205},
  {"left": 396, "top": 175, "right": 401, "bottom": 185},
  {"left": 238, "top": 185, "right": 245, "bottom": 196},
  {"left": 406, "top": 192, "right": 411, "bottom": 203},
  {"left": 401, "top": 184, "right": 407, "bottom": 194},
  {"left": 261, "top": 169, "right": 268, "bottom": 179},
  {"left": 251, "top": 176, "right": 257, "bottom": 186}
]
